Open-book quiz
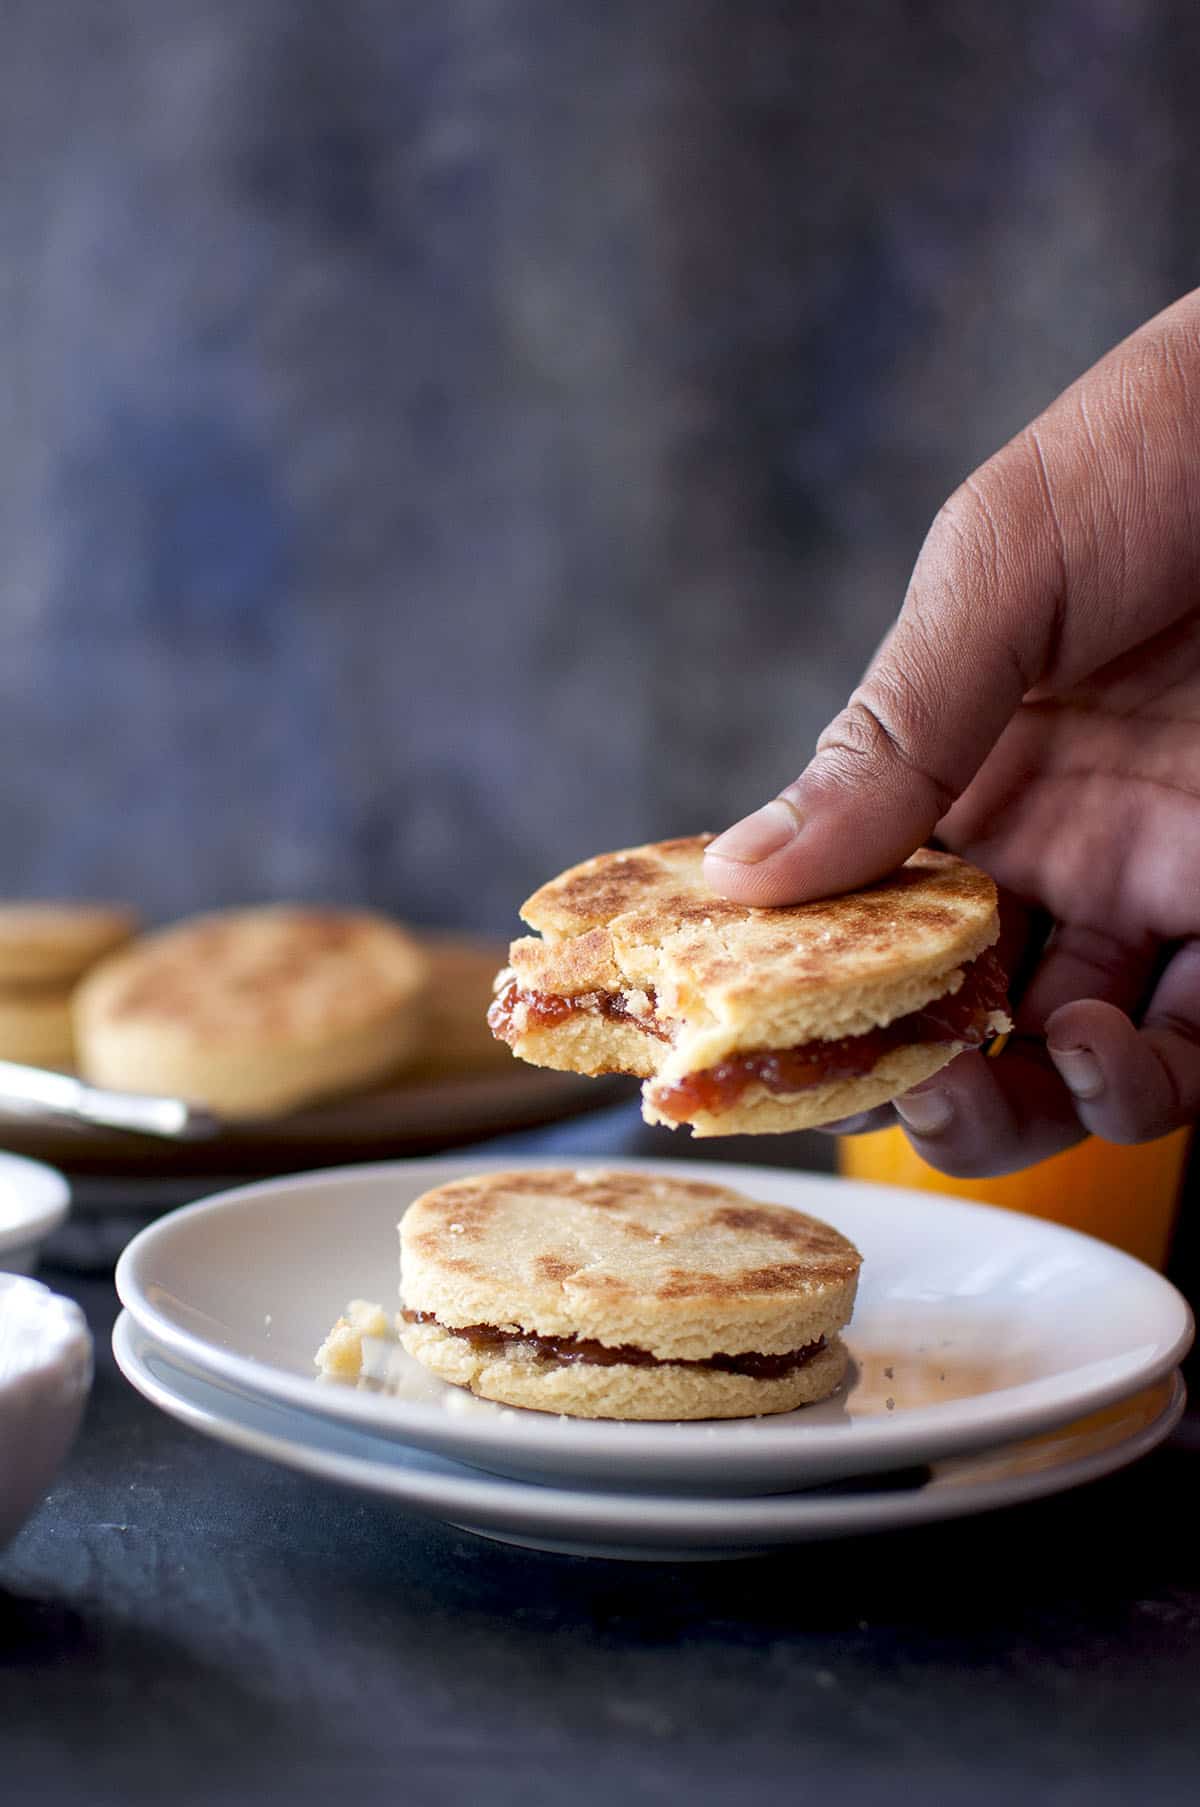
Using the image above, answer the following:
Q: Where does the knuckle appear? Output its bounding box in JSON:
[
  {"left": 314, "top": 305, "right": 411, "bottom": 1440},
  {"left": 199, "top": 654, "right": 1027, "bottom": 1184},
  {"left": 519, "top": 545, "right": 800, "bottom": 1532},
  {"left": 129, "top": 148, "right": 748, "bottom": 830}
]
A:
[
  {"left": 1084, "top": 1028, "right": 1193, "bottom": 1144},
  {"left": 1144, "top": 1024, "right": 1200, "bottom": 1133},
  {"left": 924, "top": 479, "right": 1005, "bottom": 598},
  {"left": 1082, "top": 1101, "right": 1172, "bottom": 1146},
  {"left": 1053, "top": 924, "right": 1154, "bottom": 993},
  {"left": 921, "top": 454, "right": 1062, "bottom": 690},
  {"left": 814, "top": 692, "right": 957, "bottom": 818},
  {"left": 1146, "top": 1007, "right": 1200, "bottom": 1053}
]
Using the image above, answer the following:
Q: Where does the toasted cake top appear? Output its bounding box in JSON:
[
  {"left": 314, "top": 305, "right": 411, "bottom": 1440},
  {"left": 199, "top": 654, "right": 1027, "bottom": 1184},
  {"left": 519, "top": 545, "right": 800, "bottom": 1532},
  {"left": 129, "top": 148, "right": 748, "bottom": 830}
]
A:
[
  {"left": 399, "top": 1168, "right": 862, "bottom": 1359},
  {"left": 74, "top": 906, "right": 429, "bottom": 1050},
  {"left": 506, "top": 837, "right": 1000, "bottom": 1064},
  {"left": 0, "top": 903, "right": 139, "bottom": 984}
]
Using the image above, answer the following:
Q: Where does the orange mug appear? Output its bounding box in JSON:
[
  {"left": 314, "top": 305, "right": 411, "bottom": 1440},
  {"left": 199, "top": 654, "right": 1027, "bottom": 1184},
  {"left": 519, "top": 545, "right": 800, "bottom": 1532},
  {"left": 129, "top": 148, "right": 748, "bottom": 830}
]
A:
[{"left": 838, "top": 1124, "right": 1191, "bottom": 1271}]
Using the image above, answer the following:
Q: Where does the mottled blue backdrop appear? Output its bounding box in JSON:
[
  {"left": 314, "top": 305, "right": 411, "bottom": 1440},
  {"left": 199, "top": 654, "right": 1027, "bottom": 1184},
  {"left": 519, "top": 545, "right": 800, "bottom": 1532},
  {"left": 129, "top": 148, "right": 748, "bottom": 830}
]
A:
[{"left": 1, "top": 0, "right": 1195, "bottom": 931}]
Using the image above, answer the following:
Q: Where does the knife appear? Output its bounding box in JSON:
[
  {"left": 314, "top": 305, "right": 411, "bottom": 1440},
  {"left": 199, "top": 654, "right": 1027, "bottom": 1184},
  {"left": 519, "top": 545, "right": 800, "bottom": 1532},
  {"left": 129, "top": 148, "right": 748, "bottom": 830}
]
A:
[{"left": 0, "top": 1059, "right": 221, "bottom": 1140}]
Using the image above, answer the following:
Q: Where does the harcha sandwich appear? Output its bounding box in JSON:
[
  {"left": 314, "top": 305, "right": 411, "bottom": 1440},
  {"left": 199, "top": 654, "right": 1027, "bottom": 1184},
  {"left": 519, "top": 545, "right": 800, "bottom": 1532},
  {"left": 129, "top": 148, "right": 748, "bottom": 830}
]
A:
[
  {"left": 396, "top": 1168, "right": 862, "bottom": 1420},
  {"left": 489, "top": 836, "right": 1010, "bottom": 1136}
]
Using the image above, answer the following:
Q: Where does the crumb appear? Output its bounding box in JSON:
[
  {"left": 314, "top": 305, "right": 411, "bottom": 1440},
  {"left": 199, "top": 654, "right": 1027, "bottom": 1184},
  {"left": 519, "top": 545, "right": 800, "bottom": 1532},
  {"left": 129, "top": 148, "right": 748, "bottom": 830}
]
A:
[
  {"left": 883, "top": 1365, "right": 893, "bottom": 1380},
  {"left": 314, "top": 1321, "right": 364, "bottom": 1379},
  {"left": 449, "top": 1222, "right": 465, "bottom": 1235},
  {"left": 263, "top": 1313, "right": 272, "bottom": 1330},
  {"left": 313, "top": 1298, "right": 391, "bottom": 1379},
  {"left": 347, "top": 1299, "right": 389, "bottom": 1334},
  {"left": 939, "top": 1371, "right": 946, "bottom": 1382},
  {"left": 885, "top": 1397, "right": 895, "bottom": 1411}
]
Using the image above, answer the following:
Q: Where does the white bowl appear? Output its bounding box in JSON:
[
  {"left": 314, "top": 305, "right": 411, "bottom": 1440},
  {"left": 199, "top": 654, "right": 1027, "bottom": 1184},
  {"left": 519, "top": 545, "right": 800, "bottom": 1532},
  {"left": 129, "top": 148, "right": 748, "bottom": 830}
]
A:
[
  {"left": 0, "top": 1151, "right": 71, "bottom": 1274},
  {"left": 0, "top": 1274, "right": 93, "bottom": 1548}
]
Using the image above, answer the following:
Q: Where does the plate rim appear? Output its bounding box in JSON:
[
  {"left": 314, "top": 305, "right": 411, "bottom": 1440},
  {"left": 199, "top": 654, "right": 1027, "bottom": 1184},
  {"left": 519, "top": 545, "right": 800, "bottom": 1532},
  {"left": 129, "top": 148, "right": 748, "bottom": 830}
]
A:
[
  {"left": 113, "top": 1154, "right": 1196, "bottom": 1485},
  {"left": 111, "top": 1310, "right": 1187, "bottom": 1547},
  {"left": 0, "top": 1149, "right": 71, "bottom": 1255}
]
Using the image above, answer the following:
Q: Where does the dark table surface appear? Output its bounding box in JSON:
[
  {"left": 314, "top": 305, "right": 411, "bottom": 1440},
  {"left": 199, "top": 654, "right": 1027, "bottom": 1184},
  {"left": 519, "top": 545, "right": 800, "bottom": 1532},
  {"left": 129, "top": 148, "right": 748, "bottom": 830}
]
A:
[{"left": 4, "top": 1108, "right": 1199, "bottom": 1807}]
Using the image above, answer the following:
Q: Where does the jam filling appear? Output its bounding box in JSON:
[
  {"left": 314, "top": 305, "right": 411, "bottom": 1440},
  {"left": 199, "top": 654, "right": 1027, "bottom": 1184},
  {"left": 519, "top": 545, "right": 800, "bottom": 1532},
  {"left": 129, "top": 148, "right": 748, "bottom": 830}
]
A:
[
  {"left": 653, "top": 945, "right": 1009, "bottom": 1121},
  {"left": 491, "top": 945, "right": 1009, "bottom": 1121},
  {"left": 489, "top": 979, "right": 674, "bottom": 1042},
  {"left": 402, "top": 1311, "right": 825, "bottom": 1380}
]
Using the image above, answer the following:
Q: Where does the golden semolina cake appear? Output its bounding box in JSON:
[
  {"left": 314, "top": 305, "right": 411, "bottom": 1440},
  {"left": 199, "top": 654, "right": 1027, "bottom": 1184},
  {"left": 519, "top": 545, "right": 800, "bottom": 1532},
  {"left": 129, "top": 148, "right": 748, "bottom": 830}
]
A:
[
  {"left": 392, "top": 1168, "right": 861, "bottom": 1420},
  {"left": 489, "top": 838, "right": 1010, "bottom": 1135},
  {"left": 0, "top": 902, "right": 138, "bottom": 985},
  {"left": 74, "top": 906, "right": 430, "bottom": 1118}
]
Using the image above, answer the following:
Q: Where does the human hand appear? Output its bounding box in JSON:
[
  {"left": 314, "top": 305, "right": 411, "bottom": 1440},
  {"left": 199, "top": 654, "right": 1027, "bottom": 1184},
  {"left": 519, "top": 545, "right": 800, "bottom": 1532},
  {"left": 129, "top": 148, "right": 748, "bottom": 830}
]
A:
[{"left": 703, "top": 290, "right": 1200, "bottom": 1175}]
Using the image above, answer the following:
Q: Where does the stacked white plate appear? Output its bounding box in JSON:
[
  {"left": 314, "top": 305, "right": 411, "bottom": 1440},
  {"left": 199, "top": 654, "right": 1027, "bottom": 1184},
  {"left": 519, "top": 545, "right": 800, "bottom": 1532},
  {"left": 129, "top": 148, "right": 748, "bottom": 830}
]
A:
[{"left": 113, "top": 1157, "right": 1194, "bottom": 1561}]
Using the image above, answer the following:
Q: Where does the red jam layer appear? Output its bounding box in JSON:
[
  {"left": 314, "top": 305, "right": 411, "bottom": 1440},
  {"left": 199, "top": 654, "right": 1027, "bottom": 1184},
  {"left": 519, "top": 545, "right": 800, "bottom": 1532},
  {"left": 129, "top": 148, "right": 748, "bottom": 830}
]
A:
[
  {"left": 402, "top": 1311, "right": 825, "bottom": 1380},
  {"left": 489, "top": 979, "right": 674, "bottom": 1043},
  {"left": 653, "top": 945, "right": 1009, "bottom": 1122},
  {"left": 489, "top": 947, "right": 1008, "bottom": 1121}
]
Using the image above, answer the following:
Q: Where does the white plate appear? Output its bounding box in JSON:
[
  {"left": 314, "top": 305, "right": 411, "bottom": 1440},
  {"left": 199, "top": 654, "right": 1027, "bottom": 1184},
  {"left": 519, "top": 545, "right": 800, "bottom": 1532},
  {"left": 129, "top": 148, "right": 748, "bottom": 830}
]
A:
[
  {"left": 0, "top": 1274, "right": 93, "bottom": 1548},
  {"left": 114, "top": 1156, "right": 1194, "bottom": 1494},
  {"left": 113, "top": 1313, "right": 1186, "bottom": 1561},
  {"left": 0, "top": 1150, "right": 70, "bottom": 1274}
]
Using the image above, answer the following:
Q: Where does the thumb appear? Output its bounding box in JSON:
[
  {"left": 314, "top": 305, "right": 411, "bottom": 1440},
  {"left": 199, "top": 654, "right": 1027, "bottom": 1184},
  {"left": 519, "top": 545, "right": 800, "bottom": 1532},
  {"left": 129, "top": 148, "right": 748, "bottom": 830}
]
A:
[
  {"left": 702, "top": 458, "right": 1058, "bottom": 903},
  {"left": 704, "top": 289, "right": 1200, "bottom": 905}
]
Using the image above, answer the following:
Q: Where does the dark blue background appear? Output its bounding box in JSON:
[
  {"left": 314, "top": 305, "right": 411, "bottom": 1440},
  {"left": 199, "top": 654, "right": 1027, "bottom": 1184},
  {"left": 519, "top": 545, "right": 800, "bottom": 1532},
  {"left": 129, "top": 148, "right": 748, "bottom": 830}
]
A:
[{"left": 2, "top": 0, "right": 1196, "bottom": 930}]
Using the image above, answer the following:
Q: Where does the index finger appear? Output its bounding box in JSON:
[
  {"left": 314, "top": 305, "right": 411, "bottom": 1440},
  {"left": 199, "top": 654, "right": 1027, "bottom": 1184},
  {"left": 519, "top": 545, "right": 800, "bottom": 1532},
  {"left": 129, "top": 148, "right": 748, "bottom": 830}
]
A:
[{"left": 704, "top": 290, "right": 1200, "bottom": 904}]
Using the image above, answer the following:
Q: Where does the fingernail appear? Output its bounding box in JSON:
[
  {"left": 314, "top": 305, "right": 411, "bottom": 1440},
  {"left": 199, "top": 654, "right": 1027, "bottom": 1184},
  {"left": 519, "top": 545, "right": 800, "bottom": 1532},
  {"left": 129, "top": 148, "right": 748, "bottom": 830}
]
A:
[
  {"left": 1049, "top": 1044, "right": 1104, "bottom": 1100},
  {"left": 706, "top": 797, "right": 801, "bottom": 865},
  {"left": 895, "top": 1088, "right": 954, "bottom": 1138}
]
